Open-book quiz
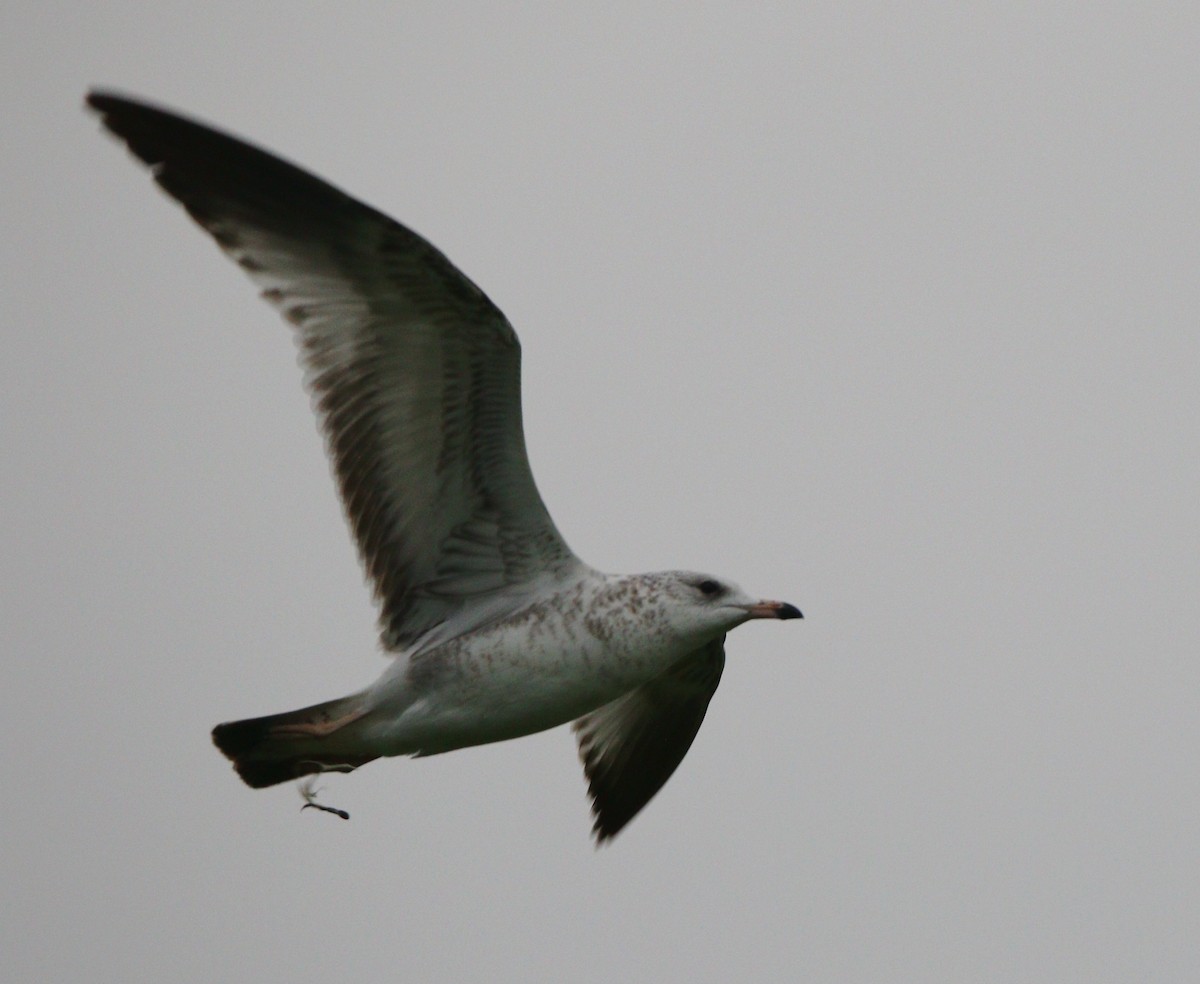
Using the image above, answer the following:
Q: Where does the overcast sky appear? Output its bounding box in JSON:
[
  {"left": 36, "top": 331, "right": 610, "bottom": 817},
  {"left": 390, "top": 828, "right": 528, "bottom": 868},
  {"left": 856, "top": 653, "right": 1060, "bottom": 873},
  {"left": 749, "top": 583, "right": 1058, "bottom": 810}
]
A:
[{"left": 4, "top": 3, "right": 1198, "bottom": 982}]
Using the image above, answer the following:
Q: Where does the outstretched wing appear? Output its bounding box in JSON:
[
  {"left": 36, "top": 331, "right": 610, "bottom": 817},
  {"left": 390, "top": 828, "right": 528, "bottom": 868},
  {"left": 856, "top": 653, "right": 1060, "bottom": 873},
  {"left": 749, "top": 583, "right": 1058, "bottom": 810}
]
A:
[
  {"left": 573, "top": 636, "right": 726, "bottom": 843},
  {"left": 89, "top": 92, "right": 580, "bottom": 649}
]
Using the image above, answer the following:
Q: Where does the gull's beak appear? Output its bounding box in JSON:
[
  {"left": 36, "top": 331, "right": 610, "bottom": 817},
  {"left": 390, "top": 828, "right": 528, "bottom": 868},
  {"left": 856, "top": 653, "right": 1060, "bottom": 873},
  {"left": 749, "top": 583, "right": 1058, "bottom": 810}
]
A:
[{"left": 744, "top": 600, "right": 803, "bottom": 620}]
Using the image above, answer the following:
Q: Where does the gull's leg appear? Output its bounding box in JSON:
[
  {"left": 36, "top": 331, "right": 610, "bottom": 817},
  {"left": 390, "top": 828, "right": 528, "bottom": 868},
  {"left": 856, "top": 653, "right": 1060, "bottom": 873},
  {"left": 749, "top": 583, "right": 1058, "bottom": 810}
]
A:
[{"left": 299, "top": 775, "right": 350, "bottom": 820}]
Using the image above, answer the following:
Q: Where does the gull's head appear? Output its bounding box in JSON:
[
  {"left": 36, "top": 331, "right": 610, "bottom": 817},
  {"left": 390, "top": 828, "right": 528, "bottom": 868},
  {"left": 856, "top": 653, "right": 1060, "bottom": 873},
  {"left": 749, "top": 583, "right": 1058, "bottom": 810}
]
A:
[{"left": 653, "top": 571, "right": 802, "bottom": 641}]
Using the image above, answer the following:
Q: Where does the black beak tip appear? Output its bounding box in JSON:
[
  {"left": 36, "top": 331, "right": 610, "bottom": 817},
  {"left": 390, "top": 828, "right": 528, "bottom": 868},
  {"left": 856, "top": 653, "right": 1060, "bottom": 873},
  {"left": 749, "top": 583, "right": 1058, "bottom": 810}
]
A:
[{"left": 778, "top": 603, "right": 803, "bottom": 620}]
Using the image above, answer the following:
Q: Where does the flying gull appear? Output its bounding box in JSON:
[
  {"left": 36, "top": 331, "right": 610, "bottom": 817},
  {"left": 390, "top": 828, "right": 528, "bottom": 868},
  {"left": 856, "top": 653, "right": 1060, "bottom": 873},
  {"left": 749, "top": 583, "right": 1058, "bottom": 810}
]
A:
[{"left": 88, "top": 92, "right": 802, "bottom": 842}]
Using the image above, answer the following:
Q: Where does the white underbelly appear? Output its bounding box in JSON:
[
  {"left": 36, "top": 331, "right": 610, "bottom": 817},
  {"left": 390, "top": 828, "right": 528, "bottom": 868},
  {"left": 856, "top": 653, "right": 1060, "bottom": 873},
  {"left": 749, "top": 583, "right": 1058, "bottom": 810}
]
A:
[{"left": 363, "top": 611, "right": 678, "bottom": 756}]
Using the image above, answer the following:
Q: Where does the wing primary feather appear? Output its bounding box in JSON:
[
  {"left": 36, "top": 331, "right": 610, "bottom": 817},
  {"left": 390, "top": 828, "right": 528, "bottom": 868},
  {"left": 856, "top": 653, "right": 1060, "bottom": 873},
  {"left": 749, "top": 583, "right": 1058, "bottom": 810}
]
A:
[{"left": 88, "top": 91, "right": 581, "bottom": 649}]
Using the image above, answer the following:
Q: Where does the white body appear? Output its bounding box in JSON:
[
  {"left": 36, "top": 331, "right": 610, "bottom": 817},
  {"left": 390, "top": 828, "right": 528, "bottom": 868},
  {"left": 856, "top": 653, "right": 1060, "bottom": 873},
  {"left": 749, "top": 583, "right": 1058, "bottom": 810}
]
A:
[{"left": 360, "top": 571, "right": 724, "bottom": 755}]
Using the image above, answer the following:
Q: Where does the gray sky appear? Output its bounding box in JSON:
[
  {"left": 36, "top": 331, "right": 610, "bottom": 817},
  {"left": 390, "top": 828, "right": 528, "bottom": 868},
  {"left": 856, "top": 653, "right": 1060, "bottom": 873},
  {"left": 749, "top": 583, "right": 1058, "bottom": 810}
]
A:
[{"left": 4, "top": 3, "right": 1198, "bottom": 981}]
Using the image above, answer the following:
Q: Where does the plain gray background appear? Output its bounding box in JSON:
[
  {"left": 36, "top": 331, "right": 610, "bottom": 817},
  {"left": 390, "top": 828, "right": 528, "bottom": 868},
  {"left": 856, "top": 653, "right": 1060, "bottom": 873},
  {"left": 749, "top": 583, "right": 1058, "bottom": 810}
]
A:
[{"left": 4, "top": 3, "right": 1197, "bottom": 981}]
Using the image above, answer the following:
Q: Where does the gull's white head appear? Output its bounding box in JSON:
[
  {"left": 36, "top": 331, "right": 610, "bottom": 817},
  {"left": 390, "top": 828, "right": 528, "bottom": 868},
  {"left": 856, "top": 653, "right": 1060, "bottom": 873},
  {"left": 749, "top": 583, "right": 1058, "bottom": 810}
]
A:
[{"left": 649, "top": 570, "right": 802, "bottom": 644}]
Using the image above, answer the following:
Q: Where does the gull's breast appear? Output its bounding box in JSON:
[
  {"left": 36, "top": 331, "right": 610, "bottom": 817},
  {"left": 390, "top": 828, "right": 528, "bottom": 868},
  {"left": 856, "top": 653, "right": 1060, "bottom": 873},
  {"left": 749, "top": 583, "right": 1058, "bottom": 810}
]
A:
[{"left": 366, "top": 580, "right": 683, "bottom": 754}]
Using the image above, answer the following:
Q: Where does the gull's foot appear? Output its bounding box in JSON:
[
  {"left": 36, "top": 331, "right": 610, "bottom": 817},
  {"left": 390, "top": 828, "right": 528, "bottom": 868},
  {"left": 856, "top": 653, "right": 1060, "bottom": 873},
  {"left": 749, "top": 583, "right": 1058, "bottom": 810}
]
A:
[{"left": 298, "top": 775, "right": 350, "bottom": 820}]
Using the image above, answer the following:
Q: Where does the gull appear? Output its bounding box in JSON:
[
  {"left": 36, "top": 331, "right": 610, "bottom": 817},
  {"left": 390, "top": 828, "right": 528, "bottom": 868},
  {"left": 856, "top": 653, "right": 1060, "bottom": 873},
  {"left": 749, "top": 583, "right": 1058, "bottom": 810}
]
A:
[{"left": 88, "top": 92, "right": 802, "bottom": 842}]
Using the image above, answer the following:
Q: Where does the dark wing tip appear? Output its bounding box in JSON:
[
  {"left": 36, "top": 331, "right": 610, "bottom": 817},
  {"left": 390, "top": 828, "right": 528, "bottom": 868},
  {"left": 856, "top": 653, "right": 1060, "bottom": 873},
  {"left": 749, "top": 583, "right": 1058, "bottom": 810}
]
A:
[
  {"left": 86, "top": 88, "right": 234, "bottom": 188},
  {"left": 577, "top": 744, "right": 639, "bottom": 845},
  {"left": 574, "top": 639, "right": 727, "bottom": 845},
  {"left": 590, "top": 799, "right": 635, "bottom": 845},
  {"left": 85, "top": 88, "right": 370, "bottom": 250},
  {"left": 85, "top": 89, "right": 119, "bottom": 114},
  {"left": 86, "top": 89, "right": 189, "bottom": 160},
  {"left": 85, "top": 88, "right": 125, "bottom": 114}
]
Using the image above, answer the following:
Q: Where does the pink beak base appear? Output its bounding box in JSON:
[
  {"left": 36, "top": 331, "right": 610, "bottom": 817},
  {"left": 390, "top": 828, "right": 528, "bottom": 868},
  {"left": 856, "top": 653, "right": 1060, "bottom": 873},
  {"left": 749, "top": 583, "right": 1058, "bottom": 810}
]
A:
[{"left": 745, "top": 601, "right": 803, "bottom": 620}]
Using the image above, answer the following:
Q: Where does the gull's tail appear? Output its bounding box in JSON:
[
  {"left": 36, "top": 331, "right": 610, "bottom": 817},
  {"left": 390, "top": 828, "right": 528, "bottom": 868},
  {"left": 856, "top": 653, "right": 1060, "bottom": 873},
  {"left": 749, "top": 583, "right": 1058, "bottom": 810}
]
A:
[{"left": 212, "top": 694, "right": 377, "bottom": 788}]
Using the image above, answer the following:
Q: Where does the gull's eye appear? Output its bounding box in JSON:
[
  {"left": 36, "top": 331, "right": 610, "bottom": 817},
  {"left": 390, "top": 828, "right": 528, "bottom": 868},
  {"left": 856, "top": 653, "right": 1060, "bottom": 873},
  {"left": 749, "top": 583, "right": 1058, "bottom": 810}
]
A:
[{"left": 697, "top": 579, "right": 722, "bottom": 597}]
